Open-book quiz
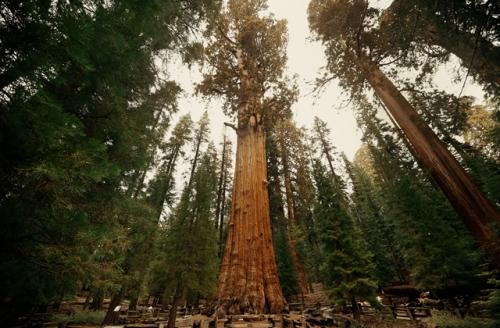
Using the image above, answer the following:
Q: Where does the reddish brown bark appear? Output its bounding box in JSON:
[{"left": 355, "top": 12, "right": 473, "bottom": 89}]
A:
[
  {"left": 217, "top": 121, "right": 285, "bottom": 315},
  {"left": 358, "top": 54, "right": 500, "bottom": 267}
]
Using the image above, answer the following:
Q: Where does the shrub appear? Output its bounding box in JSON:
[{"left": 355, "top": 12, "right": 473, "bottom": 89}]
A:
[
  {"left": 52, "top": 310, "right": 105, "bottom": 325},
  {"left": 428, "top": 310, "right": 493, "bottom": 328}
]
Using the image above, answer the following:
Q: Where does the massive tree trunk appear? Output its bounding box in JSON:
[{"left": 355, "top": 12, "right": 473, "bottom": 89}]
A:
[
  {"left": 357, "top": 54, "right": 500, "bottom": 266},
  {"left": 217, "top": 121, "right": 285, "bottom": 315}
]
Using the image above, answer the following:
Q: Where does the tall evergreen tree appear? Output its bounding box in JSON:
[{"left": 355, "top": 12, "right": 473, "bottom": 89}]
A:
[
  {"left": 148, "top": 146, "right": 219, "bottom": 328},
  {"left": 0, "top": 0, "right": 218, "bottom": 319},
  {"left": 198, "top": 0, "right": 298, "bottom": 314},
  {"left": 312, "top": 159, "right": 377, "bottom": 321},
  {"left": 214, "top": 134, "right": 233, "bottom": 258},
  {"left": 353, "top": 102, "right": 484, "bottom": 292},
  {"left": 266, "top": 131, "right": 299, "bottom": 299},
  {"left": 308, "top": 0, "right": 500, "bottom": 267},
  {"left": 275, "top": 119, "right": 311, "bottom": 295}
]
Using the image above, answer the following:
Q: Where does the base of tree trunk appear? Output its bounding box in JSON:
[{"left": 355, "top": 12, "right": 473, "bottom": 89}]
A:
[{"left": 217, "top": 124, "right": 285, "bottom": 315}]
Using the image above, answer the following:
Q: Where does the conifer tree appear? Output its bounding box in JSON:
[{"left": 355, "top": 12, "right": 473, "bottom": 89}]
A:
[
  {"left": 149, "top": 147, "right": 219, "bottom": 328},
  {"left": 353, "top": 102, "right": 484, "bottom": 291},
  {"left": 344, "top": 152, "right": 406, "bottom": 285},
  {"left": 312, "top": 159, "right": 377, "bottom": 321},
  {"left": 308, "top": 0, "right": 500, "bottom": 266},
  {"left": 266, "top": 131, "right": 299, "bottom": 299},
  {"left": 275, "top": 119, "right": 311, "bottom": 295},
  {"left": 214, "top": 134, "right": 233, "bottom": 257},
  {"left": 198, "top": 0, "right": 298, "bottom": 314},
  {"left": 0, "top": 0, "right": 218, "bottom": 319}
]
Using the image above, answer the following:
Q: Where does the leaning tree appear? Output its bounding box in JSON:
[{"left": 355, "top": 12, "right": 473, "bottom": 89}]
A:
[
  {"left": 198, "top": 0, "right": 297, "bottom": 315},
  {"left": 308, "top": 0, "right": 500, "bottom": 266}
]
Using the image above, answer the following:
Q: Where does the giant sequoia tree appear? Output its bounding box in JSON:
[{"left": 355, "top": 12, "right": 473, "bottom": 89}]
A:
[
  {"left": 308, "top": 0, "right": 500, "bottom": 266},
  {"left": 198, "top": 0, "right": 297, "bottom": 314}
]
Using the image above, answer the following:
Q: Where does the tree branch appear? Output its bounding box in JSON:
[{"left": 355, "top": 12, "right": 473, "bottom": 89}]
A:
[{"left": 224, "top": 122, "right": 238, "bottom": 132}]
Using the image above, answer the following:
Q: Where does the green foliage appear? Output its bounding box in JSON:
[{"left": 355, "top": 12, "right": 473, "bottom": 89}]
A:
[
  {"left": 312, "top": 160, "right": 377, "bottom": 305},
  {"left": 273, "top": 227, "right": 299, "bottom": 298},
  {"left": 267, "top": 133, "right": 299, "bottom": 298},
  {"left": 349, "top": 99, "right": 486, "bottom": 291},
  {"left": 428, "top": 311, "right": 493, "bottom": 328},
  {"left": 0, "top": 0, "right": 218, "bottom": 319},
  {"left": 148, "top": 147, "right": 219, "bottom": 302},
  {"left": 482, "top": 278, "right": 500, "bottom": 326},
  {"left": 348, "top": 158, "right": 405, "bottom": 286},
  {"left": 52, "top": 310, "right": 106, "bottom": 325}
]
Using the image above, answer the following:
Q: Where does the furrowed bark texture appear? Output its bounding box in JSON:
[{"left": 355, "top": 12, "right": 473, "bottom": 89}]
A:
[
  {"left": 358, "top": 55, "right": 500, "bottom": 267},
  {"left": 217, "top": 123, "right": 285, "bottom": 315}
]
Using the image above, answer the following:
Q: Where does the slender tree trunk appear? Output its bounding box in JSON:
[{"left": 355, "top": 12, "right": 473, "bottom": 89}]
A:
[
  {"left": 351, "top": 297, "right": 361, "bottom": 321},
  {"left": 130, "top": 109, "right": 164, "bottom": 199},
  {"left": 156, "top": 148, "right": 180, "bottom": 221},
  {"left": 358, "top": 54, "right": 500, "bottom": 266},
  {"left": 89, "top": 293, "right": 103, "bottom": 311},
  {"left": 217, "top": 122, "right": 285, "bottom": 315},
  {"left": 281, "top": 151, "right": 310, "bottom": 295},
  {"left": 167, "top": 287, "right": 182, "bottom": 328},
  {"left": 102, "top": 289, "right": 124, "bottom": 325},
  {"left": 218, "top": 161, "right": 229, "bottom": 258},
  {"left": 187, "top": 129, "right": 204, "bottom": 192},
  {"left": 129, "top": 297, "right": 138, "bottom": 311},
  {"left": 215, "top": 135, "right": 228, "bottom": 230}
]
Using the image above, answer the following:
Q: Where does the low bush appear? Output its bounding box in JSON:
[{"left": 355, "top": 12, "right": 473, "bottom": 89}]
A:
[{"left": 52, "top": 310, "right": 105, "bottom": 325}]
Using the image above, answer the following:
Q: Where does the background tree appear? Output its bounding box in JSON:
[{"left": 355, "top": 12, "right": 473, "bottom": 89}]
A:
[
  {"left": 214, "top": 133, "right": 233, "bottom": 258},
  {"left": 308, "top": 0, "right": 500, "bottom": 267},
  {"left": 148, "top": 146, "right": 219, "bottom": 328},
  {"left": 266, "top": 131, "right": 299, "bottom": 299},
  {"left": 379, "top": 0, "right": 500, "bottom": 99},
  {"left": 351, "top": 101, "right": 484, "bottom": 293},
  {"left": 311, "top": 159, "right": 377, "bottom": 321},
  {"left": 275, "top": 119, "right": 311, "bottom": 296},
  {"left": 0, "top": 0, "right": 218, "bottom": 319}
]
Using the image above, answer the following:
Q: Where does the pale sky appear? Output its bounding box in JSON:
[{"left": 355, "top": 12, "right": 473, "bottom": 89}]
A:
[{"left": 166, "top": 0, "right": 485, "bottom": 192}]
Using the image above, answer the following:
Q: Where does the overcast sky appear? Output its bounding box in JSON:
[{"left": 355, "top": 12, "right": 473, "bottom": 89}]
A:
[{"left": 166, "top": 0, "right": 485, "bottom": 189}]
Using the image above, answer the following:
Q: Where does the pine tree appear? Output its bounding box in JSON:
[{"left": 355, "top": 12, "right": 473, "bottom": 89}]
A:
[
  {"left": 275, "top": 119, "right": 311, "bottom": 295},
  {"left": 149, "top": 147, "right": 219, "bottom": 328},
  {"left": 344, "top": 152, "right": 406, "bottom": 286},
  {"left": 312, "top": 159, "right": 377, "bottom": 321},
  {"left": 353, "top": 102, "right": 484, "bottom": 291},
  {"left": 147, "top": 114, "right": 195, "bottom": 221},
  {"left": 214, "top": 134, "right": 233, "bottom": 258},
  {"left": 266, "top": 131, "right": 299, "bottom": 299}
]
